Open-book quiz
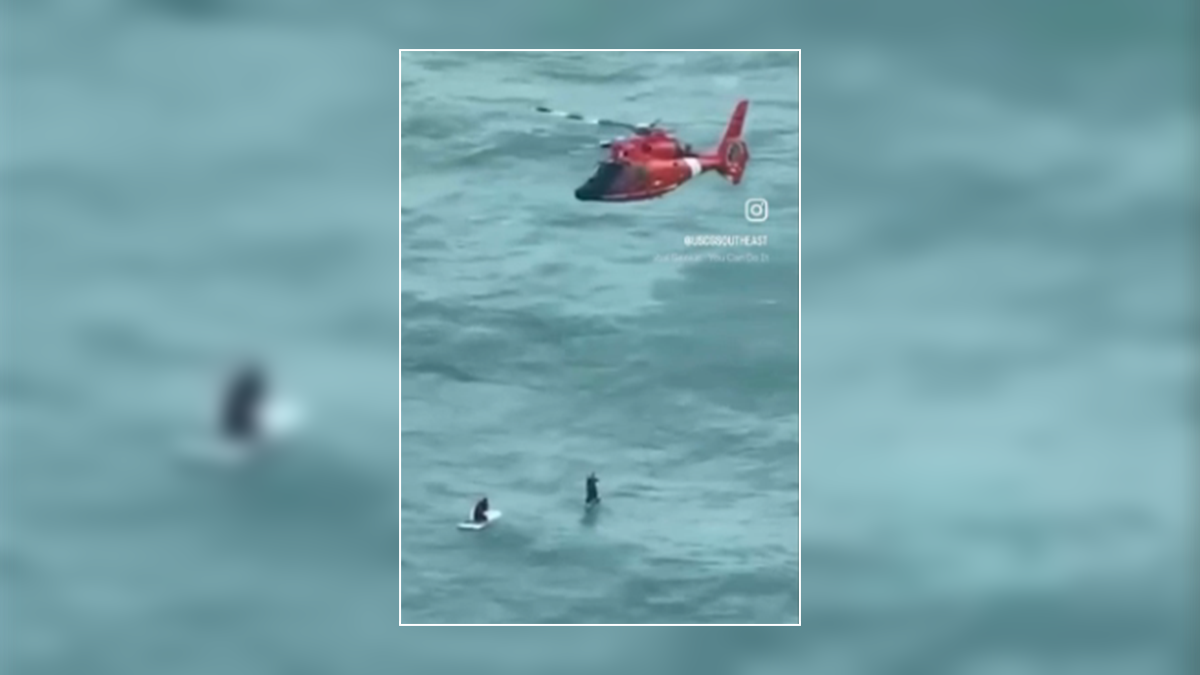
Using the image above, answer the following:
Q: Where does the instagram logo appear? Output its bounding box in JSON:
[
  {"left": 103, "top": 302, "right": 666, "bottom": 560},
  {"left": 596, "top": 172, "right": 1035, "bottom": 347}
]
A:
[{"left": 745, "top": 198, "right": 769, "bottom": 223}]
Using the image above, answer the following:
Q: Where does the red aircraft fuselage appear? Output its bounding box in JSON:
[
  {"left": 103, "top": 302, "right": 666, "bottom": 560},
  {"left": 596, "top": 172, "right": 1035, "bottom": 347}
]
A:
[{"left": 574, "top": 100, "right": 750, "bottom": 202}]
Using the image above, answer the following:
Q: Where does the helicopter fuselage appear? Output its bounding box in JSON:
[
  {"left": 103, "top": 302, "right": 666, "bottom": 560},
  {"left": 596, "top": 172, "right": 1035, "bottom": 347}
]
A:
[
  {"left": 551, "top": 100, "right": 750, "bottom": 202},
  {"left": 604, "top": 129, "right": 693, "bottom": 162}
]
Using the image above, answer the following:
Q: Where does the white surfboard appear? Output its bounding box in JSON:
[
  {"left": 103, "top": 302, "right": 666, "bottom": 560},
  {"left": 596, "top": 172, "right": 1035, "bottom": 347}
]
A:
[
  {"left": 458, "top": 510, "right": 502, "bottom": 531},
  {"left": 261, "top": 396, "right": 306, "bottom": 440}
]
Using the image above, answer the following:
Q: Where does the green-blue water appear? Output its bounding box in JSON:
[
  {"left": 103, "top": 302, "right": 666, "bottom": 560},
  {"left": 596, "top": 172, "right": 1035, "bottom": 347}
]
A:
[
  {"left": 3, "top": 0, "right": 1196, "bottom": 670},
  {"left": 400, "top": 51, "right": 801, "bottom": 624},
  {"left": 6, "top": 3, "right": 398, "bottom": 672},
  {"left": 801, "top": 1, "right": 1196, "bottom": 670}
]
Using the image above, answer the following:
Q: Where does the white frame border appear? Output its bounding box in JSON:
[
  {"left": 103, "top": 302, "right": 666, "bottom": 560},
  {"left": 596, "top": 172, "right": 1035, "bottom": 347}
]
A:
[{"left": 398, "top": 49, "right": 801, "bottom": 626}]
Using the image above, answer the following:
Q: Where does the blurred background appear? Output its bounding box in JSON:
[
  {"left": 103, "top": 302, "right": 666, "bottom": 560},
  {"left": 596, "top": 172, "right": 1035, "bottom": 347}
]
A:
[
  {"left": 5, "top": 1, "right": 398, "bottom": 673},
  {"left": 2, "top": 0, "right": 1196, "bottom": 671},
  {"left": 803, "top": 0, "right": 1196, "bottom": 673}
]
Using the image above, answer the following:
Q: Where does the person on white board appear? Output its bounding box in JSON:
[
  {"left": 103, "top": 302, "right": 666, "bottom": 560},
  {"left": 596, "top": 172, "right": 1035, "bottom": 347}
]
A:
[
  {"left": 220, "top": 362, "right": 267, "bottom": 446},
  {"left": 472, "top": 497, "right": 490, "bottom": 523}
]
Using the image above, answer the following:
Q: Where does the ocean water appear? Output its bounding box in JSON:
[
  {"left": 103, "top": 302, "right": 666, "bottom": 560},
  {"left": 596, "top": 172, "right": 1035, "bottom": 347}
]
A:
[
  {"left": 5, "top": 4, "right": 399, "bottom": 673},
  {"left": 3, "top": 0, "right": 1196, "bottom": 669},
  {"left": 800, "top": 1, "right": 1197, "bottom": 672},
  {"left": 400, "top": 51, "right": 802, "bottom": 624}
]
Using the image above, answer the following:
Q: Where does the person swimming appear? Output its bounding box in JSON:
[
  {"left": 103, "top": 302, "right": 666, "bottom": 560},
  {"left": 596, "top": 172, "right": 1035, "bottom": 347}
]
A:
[
  {"left": 220, "top": 363, "right": 267, "bottom": 444},
  {"left": 586, "top": 473, "right": 600, "bottom": 505},
  {"left": 472, "top": 497, "right": 490, "bottom": 523}
]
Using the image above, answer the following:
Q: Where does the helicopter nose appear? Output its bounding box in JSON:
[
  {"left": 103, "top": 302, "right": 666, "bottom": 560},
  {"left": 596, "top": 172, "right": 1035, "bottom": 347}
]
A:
[
  {"left": 575, "top": 161, "right": 623, "bottom": 201},
  {"left": 575, "top": 186, "right": 602, "bottom": 201}
]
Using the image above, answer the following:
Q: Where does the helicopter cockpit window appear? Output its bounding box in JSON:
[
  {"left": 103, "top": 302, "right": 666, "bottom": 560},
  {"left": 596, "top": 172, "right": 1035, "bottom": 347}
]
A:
[
  {"left": 574, "top": 160, "right": 627, "bottom": 200},
  {"left": 591, "top": 161, "right": 624, "bottom": 182}
]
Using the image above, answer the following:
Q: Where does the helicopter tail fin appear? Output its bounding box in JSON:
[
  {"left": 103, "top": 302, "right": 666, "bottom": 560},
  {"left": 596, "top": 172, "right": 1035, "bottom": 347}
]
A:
[{"left": 715, "top": 99, "right": 750, "bottom": 185}]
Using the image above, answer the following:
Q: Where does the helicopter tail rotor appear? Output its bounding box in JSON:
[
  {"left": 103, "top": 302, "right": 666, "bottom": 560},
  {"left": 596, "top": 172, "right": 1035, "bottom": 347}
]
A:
[{"left": 714, "top": 100, "right": 751, "bottom": 185}]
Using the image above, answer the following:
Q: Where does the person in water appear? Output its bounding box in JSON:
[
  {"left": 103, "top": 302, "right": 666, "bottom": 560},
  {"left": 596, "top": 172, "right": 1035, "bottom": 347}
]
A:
[
  {"left": 221, "top": 363, "right": 267, "bottom": 444},
  {"left": 586, "top": 473, "right": 600, "bottom": 505},
  {"left": 472, "top": 497, "right": 490, "bottom": 523}
]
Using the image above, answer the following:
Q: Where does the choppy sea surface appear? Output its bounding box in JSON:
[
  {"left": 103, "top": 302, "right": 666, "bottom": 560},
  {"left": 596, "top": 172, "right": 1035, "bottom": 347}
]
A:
[
  {"left": 801, "top": 1, "right": 1196, "bottom": 671},
  {"left": 6, "top": 3, "right": 398, "bottom": 673},
  {"left": 3, "top": 0, "right": 1196, "bottom": 670},
  {"left": 401, "top": 51, "right": 802, "bottom": 624}
]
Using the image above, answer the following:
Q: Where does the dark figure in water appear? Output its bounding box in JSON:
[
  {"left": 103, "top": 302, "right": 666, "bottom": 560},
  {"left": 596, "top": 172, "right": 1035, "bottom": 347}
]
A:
[
  {"left": 472, "top": 497, "right": 490, "bottom": 523},
  {"left": 586, "top": 473, "right": 600, "bottom": 505},
  {"left": 221, "top": 364, "right": 267, "bottom": 443}
]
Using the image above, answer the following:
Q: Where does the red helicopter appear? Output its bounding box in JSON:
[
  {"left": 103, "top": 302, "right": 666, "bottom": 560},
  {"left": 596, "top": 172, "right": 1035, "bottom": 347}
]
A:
[{"left": 536, "top": 100, "right": 750, "bottom": 202}]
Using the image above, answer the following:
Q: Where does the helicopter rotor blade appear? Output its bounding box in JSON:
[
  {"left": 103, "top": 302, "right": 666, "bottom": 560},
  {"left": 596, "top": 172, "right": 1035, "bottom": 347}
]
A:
[{"left": 535, "top": 106, "right": 643, "bottom": 133}]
